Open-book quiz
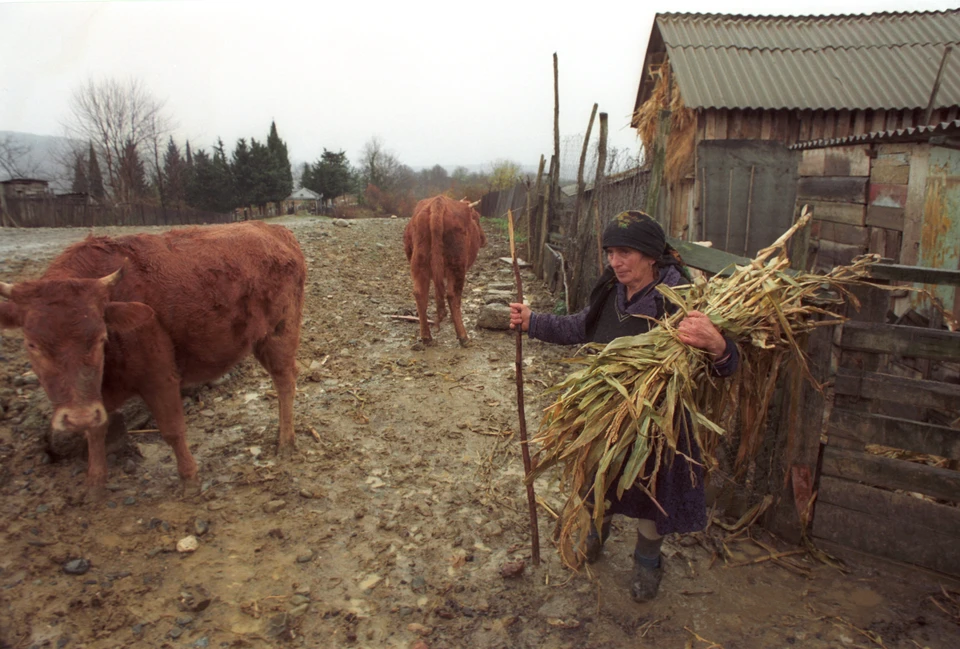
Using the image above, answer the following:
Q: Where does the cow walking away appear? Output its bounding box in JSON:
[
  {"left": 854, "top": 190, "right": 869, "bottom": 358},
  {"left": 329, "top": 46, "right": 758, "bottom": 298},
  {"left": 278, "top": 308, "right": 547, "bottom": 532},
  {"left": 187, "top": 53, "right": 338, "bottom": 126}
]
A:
[
  {"left": 403, "top": 195, "right": 486, "bottom": 348},
  {"left": 0, "top": 221, "right": 306, "bottom": 498}
]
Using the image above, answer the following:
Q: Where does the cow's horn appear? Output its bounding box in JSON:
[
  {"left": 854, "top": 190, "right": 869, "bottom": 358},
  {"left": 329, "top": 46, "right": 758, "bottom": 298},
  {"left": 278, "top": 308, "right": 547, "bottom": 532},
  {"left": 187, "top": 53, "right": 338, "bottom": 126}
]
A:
[
  {"left": 468, "top": 200, "right": 480, "bottom": 208},
  {"left": 0, "top": 282, "right": 12, "bottom": 299},
  {"left": 99, "top": 267, "right": 123, "bottom": 288}
]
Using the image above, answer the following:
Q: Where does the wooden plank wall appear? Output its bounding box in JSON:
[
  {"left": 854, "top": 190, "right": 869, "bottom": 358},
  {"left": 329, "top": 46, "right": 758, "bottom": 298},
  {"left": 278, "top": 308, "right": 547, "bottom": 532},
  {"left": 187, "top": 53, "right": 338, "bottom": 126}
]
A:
[
  {"left": 699, "top": 106, "right": 960, "bottom": 145},
  {"left": 792, "top": 141, "right": 919, "bottom": 273},
  {"left": 812, "top": 306, "right": 960, "bottom": 577},
  {"left": 795, "top": 145, "right": 871, "bottom": 270},
  {"left": 681, "top": 106, "right": 959, "bottom": 258}
]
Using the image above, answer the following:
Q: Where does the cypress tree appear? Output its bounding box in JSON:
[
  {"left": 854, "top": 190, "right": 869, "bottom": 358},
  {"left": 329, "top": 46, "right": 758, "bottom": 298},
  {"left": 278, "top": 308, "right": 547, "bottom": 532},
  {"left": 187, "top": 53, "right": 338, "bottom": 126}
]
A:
[
  {"left": 71, "top": 152, "right": 89, "bottom": 194},
  {"left": 163, "top": 137, "right": 185, "bottom": 206},
  {"left": 249, "top": 137, "right": 273, "bottom": 209},
  {"left": 231, "top": 138, "right": 253, "bottom": 208},
  {"left": 88, "top": 142, "right": 105, "bottom": 201},
  {"left": 119, "top": 139, "right": 148, "bottom": 201},
  {"left": 212, "top": 138, "right": 235, "bottom": 213},
  {"left": 266, "top": 121, "right": 293, "bottom": 203}
]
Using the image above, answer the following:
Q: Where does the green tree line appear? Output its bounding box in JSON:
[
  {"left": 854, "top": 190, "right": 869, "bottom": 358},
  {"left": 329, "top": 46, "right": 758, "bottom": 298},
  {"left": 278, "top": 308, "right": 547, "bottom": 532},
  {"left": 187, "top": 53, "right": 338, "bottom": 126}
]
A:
[{"left": 64, "top": 77, "right": 525, "bottom": 217}]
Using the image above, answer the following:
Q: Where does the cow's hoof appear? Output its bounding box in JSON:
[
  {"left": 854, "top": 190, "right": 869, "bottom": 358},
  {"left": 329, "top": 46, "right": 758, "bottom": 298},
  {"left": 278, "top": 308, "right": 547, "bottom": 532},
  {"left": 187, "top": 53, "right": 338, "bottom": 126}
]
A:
[
  {"left": 277, "top": 443, "right": 297, "bottom": 459},
  {"left": 458, "top": 337, "right": 473, "bottom": 348},
  {"left": 411, "top": 339, "right": 434, "bottom": 351},
  {"left": 180, "top": 477, "right": 202, "bottom": 498},
  {"left": 84, "top": 484, "right": 109, "bottom": 504}
]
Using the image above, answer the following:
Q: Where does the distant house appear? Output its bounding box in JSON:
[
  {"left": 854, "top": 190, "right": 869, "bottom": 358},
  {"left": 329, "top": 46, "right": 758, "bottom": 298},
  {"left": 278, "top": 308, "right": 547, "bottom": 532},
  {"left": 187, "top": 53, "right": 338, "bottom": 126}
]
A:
[
  {"left": 0, "top": 178, "right": 50, "bottom": 198},
  {"left": 284, "top": 187, "right": 322, "bottom": 215},
  {"left": 0, "top": 178, "right": 51, "bottom": 226}
]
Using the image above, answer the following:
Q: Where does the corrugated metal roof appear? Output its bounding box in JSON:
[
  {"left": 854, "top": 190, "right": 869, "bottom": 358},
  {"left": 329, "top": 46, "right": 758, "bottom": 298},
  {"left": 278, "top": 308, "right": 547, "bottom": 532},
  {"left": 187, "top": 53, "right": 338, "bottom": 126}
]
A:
[
  {"left": 790, "top": 118, "right": 960, "bottom": 149},
  {"left": 657, "top": 11, "right": 960, "bottom": 50},
  {"left": 654, "top": 10, "right": 960, "bottom": 110}
]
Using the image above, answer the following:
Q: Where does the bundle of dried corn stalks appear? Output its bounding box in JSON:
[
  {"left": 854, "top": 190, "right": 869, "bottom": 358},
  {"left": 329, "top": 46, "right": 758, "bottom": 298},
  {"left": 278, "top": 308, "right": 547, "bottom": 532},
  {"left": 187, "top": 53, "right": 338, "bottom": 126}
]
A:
[
  {"left": 528, "top": 209, "right": 879, "bottom": 568},
  {"left": 633, "top": 61, "right": 697, "bottom": 185}
]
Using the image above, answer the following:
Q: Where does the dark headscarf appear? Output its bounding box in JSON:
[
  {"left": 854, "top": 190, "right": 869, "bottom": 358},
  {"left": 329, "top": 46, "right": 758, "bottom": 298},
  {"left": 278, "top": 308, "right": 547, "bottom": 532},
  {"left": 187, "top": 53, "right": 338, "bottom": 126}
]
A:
[
  {"left": 601, "top": 210, "right": 688, "bottom": 274},
  {"left": 585, "top": 211, "right": 689, "bottom": 336},
  {"left": 601, "top": 210, "right": 666, "bottom": 259}
]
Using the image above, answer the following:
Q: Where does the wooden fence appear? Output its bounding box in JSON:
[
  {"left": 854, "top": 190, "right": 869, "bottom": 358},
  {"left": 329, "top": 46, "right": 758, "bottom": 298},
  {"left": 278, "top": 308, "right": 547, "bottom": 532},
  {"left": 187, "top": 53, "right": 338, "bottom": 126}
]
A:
[
  {"left": 479, "top": 183, "right": 529, "bottom": 221},
  {"left": 809, "top": 273, "right": 960, "bottom": 577},
  {"left": 1, "top": 196, "right": 235, "bottom": 228},
  {"left": 478, "top": 166, "right": 651, "bottom": 311},
  {"left": 673, "top": 237, "right": 960, "bottom": 578}
]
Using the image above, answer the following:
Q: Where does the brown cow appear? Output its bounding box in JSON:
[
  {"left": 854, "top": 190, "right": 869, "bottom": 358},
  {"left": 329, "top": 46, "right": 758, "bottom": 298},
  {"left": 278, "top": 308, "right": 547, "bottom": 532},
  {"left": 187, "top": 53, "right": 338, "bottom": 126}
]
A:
[
  {"left": 0, "top": 221, "right": 305, "bottom": 497},
  {"left": 403, "top": 195, "right": 486, "bottom": 348}
]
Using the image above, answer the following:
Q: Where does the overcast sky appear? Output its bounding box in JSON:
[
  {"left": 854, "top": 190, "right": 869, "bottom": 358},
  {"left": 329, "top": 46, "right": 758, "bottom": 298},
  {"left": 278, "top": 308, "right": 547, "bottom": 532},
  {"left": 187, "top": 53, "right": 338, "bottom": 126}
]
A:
[{"left": 2, "top": 0, "right": 957, "bottom": 173}]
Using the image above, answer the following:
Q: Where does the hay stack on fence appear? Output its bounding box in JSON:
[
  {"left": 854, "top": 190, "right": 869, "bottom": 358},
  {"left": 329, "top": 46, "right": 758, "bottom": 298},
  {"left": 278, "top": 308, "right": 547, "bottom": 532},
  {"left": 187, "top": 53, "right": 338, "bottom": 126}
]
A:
[
  {"left": 632, "top": 61, "right": 697, "bottom": 186},
  {"left": 528, "top": 211, "right": 879, "bottom": 568}
]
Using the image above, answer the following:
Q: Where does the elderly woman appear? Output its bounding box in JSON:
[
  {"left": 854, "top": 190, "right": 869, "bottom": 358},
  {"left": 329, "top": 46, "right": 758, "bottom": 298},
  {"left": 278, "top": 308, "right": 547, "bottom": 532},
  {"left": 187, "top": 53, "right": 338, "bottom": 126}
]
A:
[{"left": 509, "top": 210, "right": 738, "bottom": 602}]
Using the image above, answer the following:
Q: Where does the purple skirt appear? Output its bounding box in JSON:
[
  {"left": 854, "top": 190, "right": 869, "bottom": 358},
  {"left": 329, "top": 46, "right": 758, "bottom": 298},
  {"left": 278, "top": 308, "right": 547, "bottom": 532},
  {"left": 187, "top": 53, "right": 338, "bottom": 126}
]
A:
[{"left": 602, "top": 412, "right": 706, "bottom": 536}]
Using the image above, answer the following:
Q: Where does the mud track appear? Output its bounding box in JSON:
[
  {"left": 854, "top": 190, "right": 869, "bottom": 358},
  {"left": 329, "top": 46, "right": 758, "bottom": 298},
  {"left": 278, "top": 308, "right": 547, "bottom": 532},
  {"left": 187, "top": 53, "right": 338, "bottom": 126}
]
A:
[{"left": 0, "top": 216, "right": 956, "bottom": 648}]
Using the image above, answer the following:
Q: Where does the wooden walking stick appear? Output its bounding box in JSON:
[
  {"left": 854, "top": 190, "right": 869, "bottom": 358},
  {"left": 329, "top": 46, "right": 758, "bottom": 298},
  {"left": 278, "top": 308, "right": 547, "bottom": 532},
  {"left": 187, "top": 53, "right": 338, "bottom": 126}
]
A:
[{"left": 508, "top": 209, "right": 541, "bottom": 566}]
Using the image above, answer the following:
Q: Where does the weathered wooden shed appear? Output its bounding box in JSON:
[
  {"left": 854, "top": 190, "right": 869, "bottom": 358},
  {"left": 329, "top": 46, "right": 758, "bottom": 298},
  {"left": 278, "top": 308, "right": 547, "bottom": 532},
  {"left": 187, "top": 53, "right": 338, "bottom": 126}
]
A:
[
  {"left": 632, "top": 10, "right": 960, "bottom": 254},
  {"left": 0, "top": 178, "right": 50, "bottom": 199},
  {"left": 629, "top": 10, "right": 960, "bottom": 580},
  {"left": 791, "top": 119, "right": 960, "bottom": 319}
]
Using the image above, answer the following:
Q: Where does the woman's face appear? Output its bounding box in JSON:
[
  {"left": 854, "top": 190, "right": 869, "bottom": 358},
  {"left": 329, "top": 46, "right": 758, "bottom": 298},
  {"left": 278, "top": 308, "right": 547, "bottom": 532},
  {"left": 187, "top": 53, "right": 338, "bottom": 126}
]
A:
[{"left": 606, "top": 246, "right": 656, "bottom": 290}]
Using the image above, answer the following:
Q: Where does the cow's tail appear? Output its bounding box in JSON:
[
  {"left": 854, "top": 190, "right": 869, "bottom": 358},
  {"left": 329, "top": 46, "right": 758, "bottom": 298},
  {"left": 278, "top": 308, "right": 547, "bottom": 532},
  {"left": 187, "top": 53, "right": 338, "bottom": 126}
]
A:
[{"left": 428, "top": 200, "right": 447, "bottom": 329}]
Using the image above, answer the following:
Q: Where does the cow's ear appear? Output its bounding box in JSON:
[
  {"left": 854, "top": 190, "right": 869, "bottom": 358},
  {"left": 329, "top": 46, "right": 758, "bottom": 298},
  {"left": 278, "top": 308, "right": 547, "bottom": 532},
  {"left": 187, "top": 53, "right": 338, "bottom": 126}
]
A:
[
  {"left": 104, "top": 302, "right": 154, "bottom": 332},
  {"left": 0, "top": 302, "right": 22, "bottom": 329}
]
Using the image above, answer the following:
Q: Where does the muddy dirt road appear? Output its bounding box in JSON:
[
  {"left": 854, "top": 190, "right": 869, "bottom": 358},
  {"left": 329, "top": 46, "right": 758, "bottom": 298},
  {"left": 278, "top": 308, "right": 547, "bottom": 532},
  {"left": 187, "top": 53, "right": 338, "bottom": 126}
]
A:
[{"left": 0, "top": 216, "right": 956, "bottom": 649}]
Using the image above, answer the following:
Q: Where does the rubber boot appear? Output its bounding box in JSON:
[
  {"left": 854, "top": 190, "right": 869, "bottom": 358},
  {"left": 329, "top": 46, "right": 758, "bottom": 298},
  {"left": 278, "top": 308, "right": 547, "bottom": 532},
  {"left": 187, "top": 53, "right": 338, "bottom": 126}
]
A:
[{"left": 630, "top": 529, "right": 664, "bottom": 602}]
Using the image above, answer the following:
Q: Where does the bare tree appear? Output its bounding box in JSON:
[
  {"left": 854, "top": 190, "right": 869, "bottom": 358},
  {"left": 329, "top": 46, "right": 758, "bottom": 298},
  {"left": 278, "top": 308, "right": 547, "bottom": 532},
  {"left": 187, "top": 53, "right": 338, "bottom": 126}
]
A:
[
  {"left": 63, "top": 77, "right": 172, "bottom": 203},
  {"left": 360, "top": 136, "right": 401, "bottom": 191},
  {"left": 0, "top": 134, "right": 40, "bottom": 179}
]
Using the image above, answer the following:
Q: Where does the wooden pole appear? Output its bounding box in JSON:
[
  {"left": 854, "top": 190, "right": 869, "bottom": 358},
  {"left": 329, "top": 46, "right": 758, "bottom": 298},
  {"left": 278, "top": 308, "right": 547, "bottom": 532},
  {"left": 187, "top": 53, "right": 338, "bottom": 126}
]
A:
[
  {"left": 523, "top": 178, "right": 533, "bottom": 261},
  {"left": 568, "top": 104, "right": 599, "bottom": 307},
  {"left": 700, "top": 166, "right": 708, "bottom": 241},
  {"left": 536, "top": 156, "right": 556, "bottom": 279},
  {"left": 550, "top": 53, "right": 560, "bottom": 250},
  {"left": 571, "top": 104, "right": 598, "bottom": 236},
  {"left": 592, "top": 113, "right": 609, "bottom": 276},
  {"left": 724, "top": 168, "right": 734, "bottom": 252},
  {"left": 743, "top": 165, "right": 756, "bottom": 256},
  {"left": 553, "top": 52, "right": 560, "bottom": 200},
  {"left": 529, "top": 155, "right": 545, "bottom": 268},
  {"left": 924, "top": 45, "right": 953, "bottom": 125},
  {"left": 508, "top": 209, "right": 541, "bottom": 566},
  {"left": 0, "top": 189, "right": 9, "bottom": 227}
]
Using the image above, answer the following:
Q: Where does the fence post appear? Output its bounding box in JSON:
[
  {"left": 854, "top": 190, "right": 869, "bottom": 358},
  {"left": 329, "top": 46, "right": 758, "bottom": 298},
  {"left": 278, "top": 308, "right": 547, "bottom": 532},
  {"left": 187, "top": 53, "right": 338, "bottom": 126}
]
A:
[
  {"left": 529, "top": 155, "right": 545, "bottom": 270},
  {"left": 535, "top": 156, "right": 556, "bottom": 279},
  {"left": 570, "top": 103, "right": 598, "bottom": 240},
  {"left": 569, "top": 113, "right": 607, "bottom": 310}
]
